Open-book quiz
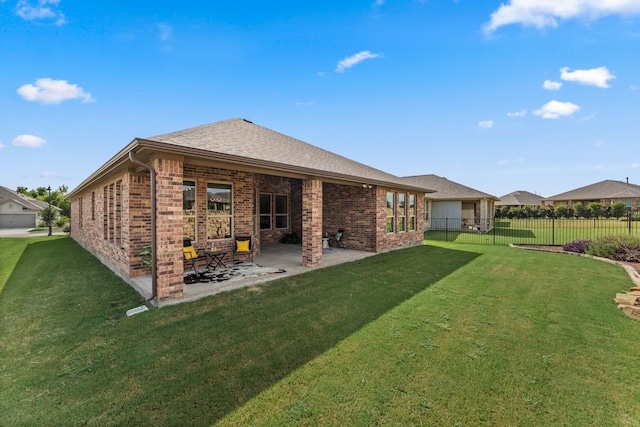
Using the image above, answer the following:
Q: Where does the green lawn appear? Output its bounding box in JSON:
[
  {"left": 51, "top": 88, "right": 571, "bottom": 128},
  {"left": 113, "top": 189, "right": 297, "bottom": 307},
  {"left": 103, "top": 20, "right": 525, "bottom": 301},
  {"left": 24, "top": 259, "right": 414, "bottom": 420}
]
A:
[
  {"left": 426, "top": 218, "right": 640, "bottom": 245},
  {"left": 1, "top": 237, "right": 639, "bottom": 426}
]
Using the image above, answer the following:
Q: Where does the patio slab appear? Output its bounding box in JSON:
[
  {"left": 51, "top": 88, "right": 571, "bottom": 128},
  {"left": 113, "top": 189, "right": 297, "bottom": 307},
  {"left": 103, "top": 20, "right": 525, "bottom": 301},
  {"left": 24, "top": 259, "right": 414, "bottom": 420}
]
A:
[{"left": 129, "top": 244, "right": 376, "bottom": 307}]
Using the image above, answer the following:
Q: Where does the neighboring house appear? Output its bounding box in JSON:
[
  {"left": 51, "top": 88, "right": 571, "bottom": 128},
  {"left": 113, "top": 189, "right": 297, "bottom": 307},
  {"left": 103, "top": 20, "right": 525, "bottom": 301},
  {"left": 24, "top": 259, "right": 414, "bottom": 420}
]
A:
[
  {"left": 0, "top": 186, "right": 52, "bottom": 228},
  {"left": 495, "top": 190, "right": 545, "bottom": 208},
  {"left": 544, "top": 179, "right": 640, "bottom": 212},
  {"left": 402, "top": 174, "right": 499, "bottom": 232},
  {"left": 67, "top": 118, "right": 431, "bottom": 303}
]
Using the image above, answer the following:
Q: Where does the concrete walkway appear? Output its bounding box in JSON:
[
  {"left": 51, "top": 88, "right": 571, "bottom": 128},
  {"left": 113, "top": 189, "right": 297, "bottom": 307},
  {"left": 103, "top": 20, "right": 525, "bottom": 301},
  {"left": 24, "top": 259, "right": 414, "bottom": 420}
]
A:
[
  {"left": 0, "top": 228, "right": 67, "bottom": 238},
  {"left": 133, "top": 244, "right": 376, "bottom": 307}
]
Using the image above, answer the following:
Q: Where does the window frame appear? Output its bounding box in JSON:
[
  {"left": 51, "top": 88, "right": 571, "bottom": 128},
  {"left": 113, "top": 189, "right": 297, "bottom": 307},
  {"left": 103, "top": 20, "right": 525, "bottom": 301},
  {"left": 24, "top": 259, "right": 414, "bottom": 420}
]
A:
[
  {"left": 274, "top": 194, "right": 289, "bottom": 229},
  {"left": 206, "top": 181, "right": 233, "bottom": 240},
  {"left": 386, "top": 191, "right": 395, "bottom": 233},
  {"left": 259, "top": 193, "right": 272, "bottom": 230},
  {"left": 409, "top": 194, "right": 416, "bottom": 231},
  {"left": 398, "top": 193, "right": 406, "bottom": 232},
  {"left": 183, "top": 180, "right": 197, "bottom": 242}
]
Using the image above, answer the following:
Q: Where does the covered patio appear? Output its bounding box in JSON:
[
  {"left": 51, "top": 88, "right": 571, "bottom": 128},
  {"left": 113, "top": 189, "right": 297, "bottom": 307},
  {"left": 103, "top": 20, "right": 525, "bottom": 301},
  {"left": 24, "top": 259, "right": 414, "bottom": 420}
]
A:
[{"left": 130, "top": 244, "right": 376, "bottom": 307}]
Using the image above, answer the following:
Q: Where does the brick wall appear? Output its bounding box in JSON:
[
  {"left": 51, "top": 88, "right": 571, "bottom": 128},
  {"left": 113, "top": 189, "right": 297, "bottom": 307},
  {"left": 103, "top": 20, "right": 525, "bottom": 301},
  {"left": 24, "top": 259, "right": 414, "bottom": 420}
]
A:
[
  {"left": 153, "top": 157, "right": 184, "bottom": 300},
  {"left": 323, "top": 183, "right": 378, "bottom": 251},
  {"left": 183, "top": 164, "right": 258, "bottom": 264},
  {"left": 302, "top": 179, "right": 323, "bottom": 267},
  {"left": 375, "top": 186, "right": 425, "bottom": 252},
  {"left": 70, "top": 171, "right": 149, "bottom": 281},
  {"left": 256, "top": 175, "right": 300, "bottom": 244}
]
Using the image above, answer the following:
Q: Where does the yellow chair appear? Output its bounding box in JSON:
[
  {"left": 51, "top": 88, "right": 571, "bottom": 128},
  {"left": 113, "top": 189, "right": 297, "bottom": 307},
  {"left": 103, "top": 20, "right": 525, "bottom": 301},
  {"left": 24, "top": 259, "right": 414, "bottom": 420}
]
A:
[
  {"left": 183, "top": 238, "right": 206, "bottom": 275},
  {"left": 233, "top": 235, "right": 253, "bottom": 264}
]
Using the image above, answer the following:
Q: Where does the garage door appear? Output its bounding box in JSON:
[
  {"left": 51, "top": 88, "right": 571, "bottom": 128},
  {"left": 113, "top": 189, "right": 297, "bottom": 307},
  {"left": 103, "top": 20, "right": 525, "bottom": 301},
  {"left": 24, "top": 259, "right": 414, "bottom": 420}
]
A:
[{"left": 0, "top": 214, "right": 37, "bottom": 228}]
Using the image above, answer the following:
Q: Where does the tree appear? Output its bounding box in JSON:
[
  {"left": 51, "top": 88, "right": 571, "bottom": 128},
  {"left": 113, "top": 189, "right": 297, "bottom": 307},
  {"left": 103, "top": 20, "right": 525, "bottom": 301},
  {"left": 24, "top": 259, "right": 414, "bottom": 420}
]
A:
[
  {"left": 555, "top": 204, "right": 568, "bottom": 219},
  {"left": 587, "top": 202, "right": 603, "bottom": 219},
  {"left": 573, "top": 202, "right": 586, "bottom": 219},
  {"left": 612, "top": 202, "right": 627, "bottom": 219}
]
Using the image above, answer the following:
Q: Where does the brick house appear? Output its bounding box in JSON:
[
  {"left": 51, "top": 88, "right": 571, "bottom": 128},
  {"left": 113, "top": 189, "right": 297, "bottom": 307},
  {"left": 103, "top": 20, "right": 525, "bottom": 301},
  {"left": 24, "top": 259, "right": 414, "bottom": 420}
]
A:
[
  {"left": 67, "top": 118, "right": 431, "bottom": 303},
  {"left": 544, "top": 179, "right": 640, "bottom": 213}
]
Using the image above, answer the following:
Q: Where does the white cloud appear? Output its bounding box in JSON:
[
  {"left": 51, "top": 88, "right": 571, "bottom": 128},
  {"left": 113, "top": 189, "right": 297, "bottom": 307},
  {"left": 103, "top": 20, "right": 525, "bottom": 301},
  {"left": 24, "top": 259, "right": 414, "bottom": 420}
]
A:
[
  {"left": 16, "top": 0, "right": 66, "bottom": 25},
  {"left": 507, "top": 109, "right": 527, "bottom": 118},
  {"left": 631, "top": 163, "right": 639, "bottom": 168},
  {"left": 294, "top": 101, "right": 314, "bottom": 107},
  {"left": 543, "top": 80, "right": 562, "bottom": 90},
  {"left": 533, "top": 100, "right": 580, "bottom": 119},
  {"left": 560, "top": 66, "right": 615, "bottom": 88},
  {"left": 630, "top": 84, "right": 639, "bottom": 91},
  {"left": 484, "top": 0, "right": 640, "bottom": 33},
  {"left": 157, "top": 22, "right": 173, "bottom": 41},
  {"left": 335, "top": 50, "right": 382, "bottom": 73},
  {"left": 12, "top": 134, "right": 46, "bottom": 148},
  {"left": 0, "top": 142, "right": 4, "bottom": 149},
  {"left": 478, "top": 120, "right": 494, "bottom": 129},
  {"left": 17, "top": 78, "right": 94, "bottom": 104}
]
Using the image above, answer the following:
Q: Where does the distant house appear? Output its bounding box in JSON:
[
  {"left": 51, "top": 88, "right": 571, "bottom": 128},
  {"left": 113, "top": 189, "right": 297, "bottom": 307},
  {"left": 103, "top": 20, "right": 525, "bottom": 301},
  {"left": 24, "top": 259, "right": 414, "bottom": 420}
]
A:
[
  {"left": 495, "top": 190, "right": 545, "bottom": 208},
  {"left": 67, "top": 118, "right": 431, "bottom": 303},
  {"left": 402, "top": 174, "right": 499, "bottom": 232},
  {"left": 0, "top": 186, "right": 51, "bottom": 228},
  {"left": 544, "top": 179, "right": 640, "bottom": 213}
]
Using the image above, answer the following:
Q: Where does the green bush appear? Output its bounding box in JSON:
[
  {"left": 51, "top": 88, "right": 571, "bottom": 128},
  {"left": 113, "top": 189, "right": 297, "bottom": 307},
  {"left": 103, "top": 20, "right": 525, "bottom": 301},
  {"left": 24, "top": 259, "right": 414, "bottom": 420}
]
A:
[
  {"left": 586, "top": 235, "right": 640, "bottom": 262},
  {"left": 280, "top": 232, "right": 301, "bottom": 244}
]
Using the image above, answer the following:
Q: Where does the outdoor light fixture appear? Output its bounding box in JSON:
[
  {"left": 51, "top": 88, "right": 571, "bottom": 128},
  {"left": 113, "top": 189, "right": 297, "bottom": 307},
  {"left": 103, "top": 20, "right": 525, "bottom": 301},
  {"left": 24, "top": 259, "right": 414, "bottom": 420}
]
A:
[{"left": 47, "top": 186, "right": 52, "bottom": 236}]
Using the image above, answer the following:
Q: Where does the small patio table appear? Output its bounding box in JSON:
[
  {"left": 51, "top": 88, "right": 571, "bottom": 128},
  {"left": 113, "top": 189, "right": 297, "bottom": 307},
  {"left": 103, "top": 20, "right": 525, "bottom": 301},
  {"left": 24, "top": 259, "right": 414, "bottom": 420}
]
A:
[{"left": 205, "top": 250, "right": 228, "bottom": 270}]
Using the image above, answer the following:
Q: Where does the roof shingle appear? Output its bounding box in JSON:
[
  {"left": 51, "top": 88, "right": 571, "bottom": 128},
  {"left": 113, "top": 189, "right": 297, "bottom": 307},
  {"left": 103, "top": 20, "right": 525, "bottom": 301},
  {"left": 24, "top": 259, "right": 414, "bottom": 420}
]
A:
[{"left": 401, "top": 174, "right": 497, "bottom": 200}]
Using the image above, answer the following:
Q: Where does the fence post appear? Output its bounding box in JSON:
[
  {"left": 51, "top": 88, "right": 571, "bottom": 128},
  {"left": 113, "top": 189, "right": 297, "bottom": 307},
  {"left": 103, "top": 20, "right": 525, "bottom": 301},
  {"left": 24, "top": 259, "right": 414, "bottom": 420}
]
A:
[
  {"left": 629, "top": 213, "right": 633, "bottom": 235},
  {"left": 552, "top": 217, "right": 555, "bottom": 246},
  {"left": 492, "top": 216, "right": 496, "bottom": 244},
  {"left": 445, "top": 218, "right": 448, "bottom": 241}
]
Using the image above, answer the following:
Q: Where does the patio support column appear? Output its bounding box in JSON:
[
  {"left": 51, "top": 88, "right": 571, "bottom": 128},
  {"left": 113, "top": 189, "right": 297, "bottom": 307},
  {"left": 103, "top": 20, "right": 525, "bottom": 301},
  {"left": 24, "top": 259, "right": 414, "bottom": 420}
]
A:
[
  {"left": 302, "top": 178, "right": 323, "bottom": 267},
  {"left": 152, "top": 156, "right": 185, "bottom": 300}
]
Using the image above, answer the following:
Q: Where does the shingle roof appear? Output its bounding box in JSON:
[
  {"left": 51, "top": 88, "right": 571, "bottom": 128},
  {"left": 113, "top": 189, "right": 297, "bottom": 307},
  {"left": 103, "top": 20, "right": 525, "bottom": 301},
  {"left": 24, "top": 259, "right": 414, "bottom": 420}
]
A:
[
  {"left": 0, "top": 186, "right": 47, "bottom": 211},
  {"left": 69, "top": 118, "right": 434, "bottom": 198},
  {"left": 545, "top": 180, "right": 640, "bottom": 201},
  {"left": 402, "top": 174, "right": 498, "bottom": 200},
  {"left": 495, "top": 190, "right": 544, "bottom": 206},
  {"left": 144, "top": 118, "right": 429, "bottom": 191}
]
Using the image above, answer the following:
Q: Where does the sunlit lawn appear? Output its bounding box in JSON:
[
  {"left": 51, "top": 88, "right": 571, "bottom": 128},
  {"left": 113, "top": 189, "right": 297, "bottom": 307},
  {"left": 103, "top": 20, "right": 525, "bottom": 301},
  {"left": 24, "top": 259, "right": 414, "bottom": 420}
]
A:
[
  {"left": 426, "top": 218, "right": 640, "bottom": 245},
  {"left": 1, "top": 237, "right": 639, "bottom": 426}
]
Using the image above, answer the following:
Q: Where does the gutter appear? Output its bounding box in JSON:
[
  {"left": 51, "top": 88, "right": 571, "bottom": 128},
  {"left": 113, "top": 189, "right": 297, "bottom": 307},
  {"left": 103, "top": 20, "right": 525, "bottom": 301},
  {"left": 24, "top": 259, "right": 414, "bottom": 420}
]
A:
[{"left": 128, "top": 151, "right": 157, "bottom": 304}]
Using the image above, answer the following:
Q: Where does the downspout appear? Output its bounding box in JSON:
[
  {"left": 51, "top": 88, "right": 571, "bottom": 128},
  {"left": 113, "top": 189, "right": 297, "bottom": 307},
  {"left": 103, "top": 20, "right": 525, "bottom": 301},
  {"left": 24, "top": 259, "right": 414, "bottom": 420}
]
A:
[{"left": 129, "top": 151, "right": 157, "bottom": 303}]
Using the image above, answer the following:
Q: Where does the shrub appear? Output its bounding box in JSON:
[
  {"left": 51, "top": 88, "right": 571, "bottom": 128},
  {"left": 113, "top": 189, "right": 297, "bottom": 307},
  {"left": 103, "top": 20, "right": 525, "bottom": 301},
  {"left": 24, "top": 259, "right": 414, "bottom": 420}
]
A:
[
  {"left": 586, "top": 235, "right": 640, "bottom": 262},
  {"left": 62, "top": 223, "right": 71, "bottom": 233},
  {"left": 562, "top": 240, "right": 590, "bottom": 254},
  {"left": 280, "top": 232, "right": 301, "bottom": 244}
]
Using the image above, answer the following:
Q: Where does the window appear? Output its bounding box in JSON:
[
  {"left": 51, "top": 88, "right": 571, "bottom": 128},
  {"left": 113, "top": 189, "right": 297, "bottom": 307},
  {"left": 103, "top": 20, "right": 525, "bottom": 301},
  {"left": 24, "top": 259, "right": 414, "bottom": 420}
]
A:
[
  {"left": 275, "top": 194, "right": 289, "bottom": 229},
  {"left": 386, "top": 192, "right": 395, "bottom": 233},
  {"left": 91, "top": 191, "right": 95, "bottom": 221},
  {"left": 207, "top": 182, "right": 232, "bottom": 239},
  {"left": 260, "top": 193, "right": 272, "bottom": 230},
  {"left": 409, "top": 194, "right": 416, "bottom": 231},
  {"left": 183, "top": 180, "right": 196, "bottom": 241},
  {"left": 398, "top": 193, "right": 406, "bottom": 232}
]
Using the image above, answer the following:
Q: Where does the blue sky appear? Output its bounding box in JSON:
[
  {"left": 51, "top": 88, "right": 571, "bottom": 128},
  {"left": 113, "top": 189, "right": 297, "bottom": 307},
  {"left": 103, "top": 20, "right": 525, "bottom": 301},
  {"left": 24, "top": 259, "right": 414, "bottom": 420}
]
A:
[{"left": 1, "top": 0, "right": 640, "bottom": 198}]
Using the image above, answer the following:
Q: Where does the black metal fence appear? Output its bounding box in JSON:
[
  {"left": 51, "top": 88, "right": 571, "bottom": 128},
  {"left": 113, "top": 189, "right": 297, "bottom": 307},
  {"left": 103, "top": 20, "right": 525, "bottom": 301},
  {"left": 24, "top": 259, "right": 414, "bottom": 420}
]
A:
[{"left": 424, "top": 215, "right": 640, "bottom": 245}]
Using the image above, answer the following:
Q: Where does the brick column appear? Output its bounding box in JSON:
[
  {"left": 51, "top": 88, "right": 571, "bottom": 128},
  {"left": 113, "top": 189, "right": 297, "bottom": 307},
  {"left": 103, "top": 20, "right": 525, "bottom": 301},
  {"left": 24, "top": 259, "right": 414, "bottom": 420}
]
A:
[
  {"left": 152, "top": 156, "right": 184, "bottom": 300},
  {"left": 302, "top": 179, "right": 323, "bottom": 267}
]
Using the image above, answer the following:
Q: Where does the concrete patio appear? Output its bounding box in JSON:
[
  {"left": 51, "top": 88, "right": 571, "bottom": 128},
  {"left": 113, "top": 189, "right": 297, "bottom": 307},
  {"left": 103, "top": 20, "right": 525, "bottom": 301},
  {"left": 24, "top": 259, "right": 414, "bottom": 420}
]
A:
[{"left": 130, "top": 244, "right": 376, "bottom": 307}]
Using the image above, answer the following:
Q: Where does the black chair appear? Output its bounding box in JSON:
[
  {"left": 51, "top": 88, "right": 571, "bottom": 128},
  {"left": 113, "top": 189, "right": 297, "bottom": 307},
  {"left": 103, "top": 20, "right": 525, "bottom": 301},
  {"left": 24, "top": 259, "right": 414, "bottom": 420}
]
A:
[
  {"left": 233, "top": 235, "right": 253, "bottom": 264},
  {"left": 331, "top": 229, "right": 345, "bottom": 249}
]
